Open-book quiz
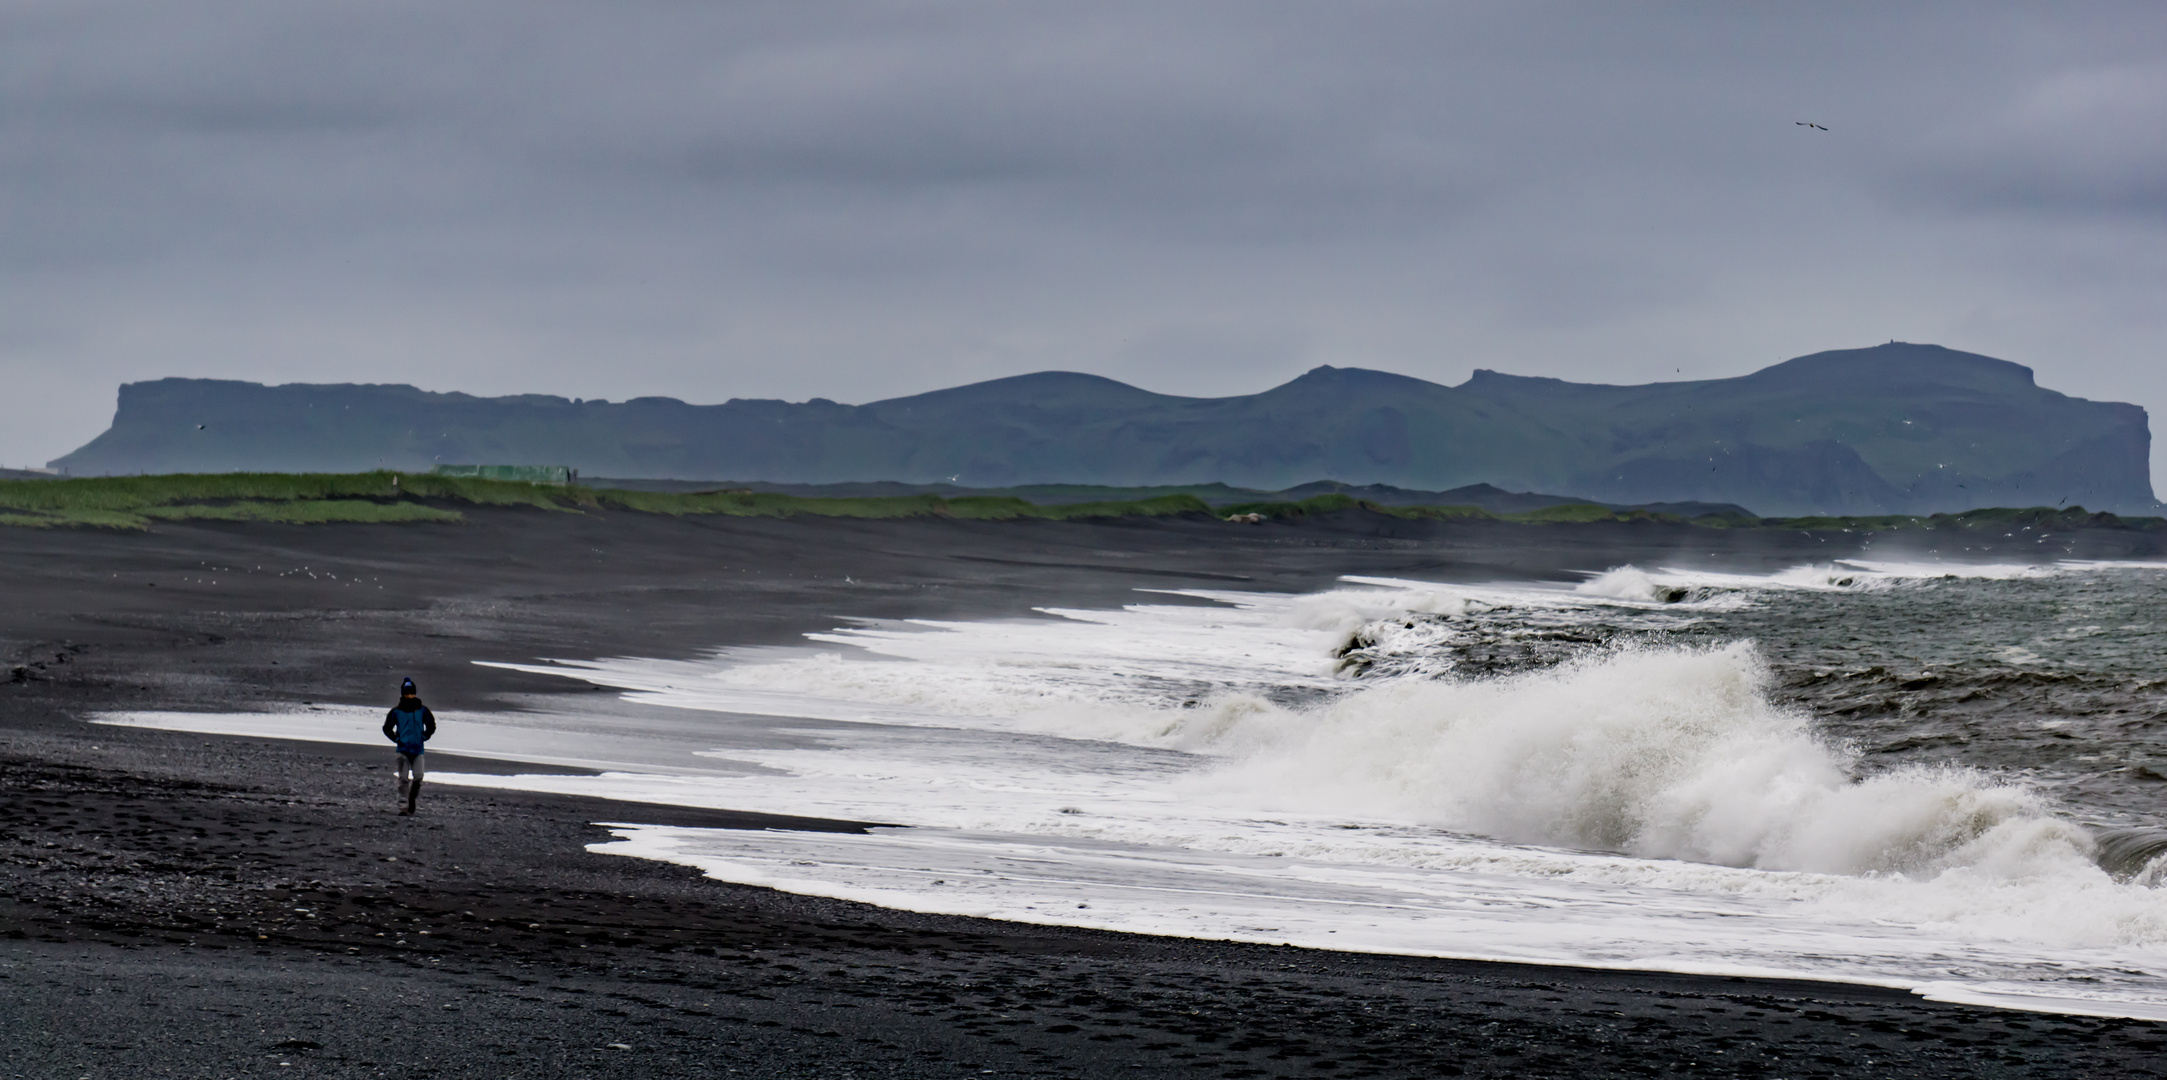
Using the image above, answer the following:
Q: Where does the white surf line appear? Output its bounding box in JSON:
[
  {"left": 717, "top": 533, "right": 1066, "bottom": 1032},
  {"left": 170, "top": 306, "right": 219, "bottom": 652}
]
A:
[
  {"left": 573, "top": 822, "right": 2167, "bottom": 1023},
  {"left": 91, "top": 707, "right": 767, "bottom": 778},
  {"left": 417, "top": 735, "right": 2167, "bottom": 1026},
  {"left": 103, "top": 699, "right": 2167, "bottom": 1023},
  {"left": 471, "top": 660, "right": 991, "bottom": 728},
  {"left": 98, "top": 567, "right": 2167, "bottom": 1023},
  {"left": 438, "top": 590, "right": 2167, "bottom": 1022}
]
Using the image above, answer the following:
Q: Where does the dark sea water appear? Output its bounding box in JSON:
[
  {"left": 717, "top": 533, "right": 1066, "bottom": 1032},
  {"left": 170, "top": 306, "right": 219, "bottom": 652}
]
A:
[{"left": 1334, "top": 560, "right": 2167, "bottom": 862}]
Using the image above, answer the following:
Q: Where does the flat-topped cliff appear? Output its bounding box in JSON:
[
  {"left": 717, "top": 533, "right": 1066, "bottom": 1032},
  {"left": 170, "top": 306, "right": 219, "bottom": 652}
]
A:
[{"left": 50, "top": 343, "right": 2156, "bottom": 516}]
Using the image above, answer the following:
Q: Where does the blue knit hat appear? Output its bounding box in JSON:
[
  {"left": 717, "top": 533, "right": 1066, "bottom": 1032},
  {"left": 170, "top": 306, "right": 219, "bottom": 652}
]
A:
[{"left": 400, "top": 677, "right": 417, "bottom": 696}]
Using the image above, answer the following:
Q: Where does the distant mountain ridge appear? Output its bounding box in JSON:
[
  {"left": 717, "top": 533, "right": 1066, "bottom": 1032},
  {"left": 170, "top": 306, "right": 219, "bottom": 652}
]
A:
[{"left": 51, "top": 343, "right": 2158, "bottom": 516}]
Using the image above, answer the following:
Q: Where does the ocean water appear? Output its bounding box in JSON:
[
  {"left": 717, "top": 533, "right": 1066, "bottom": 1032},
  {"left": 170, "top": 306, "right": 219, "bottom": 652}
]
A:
[{"left": 101, "top": 560, "right": 2167, "bottom": 1018}]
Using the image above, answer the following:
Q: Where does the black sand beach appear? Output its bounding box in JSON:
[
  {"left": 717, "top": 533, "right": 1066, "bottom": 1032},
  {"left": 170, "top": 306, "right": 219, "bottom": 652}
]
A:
[{"left": 6, "top": 506, "right": 2166, "bottom": 1078}]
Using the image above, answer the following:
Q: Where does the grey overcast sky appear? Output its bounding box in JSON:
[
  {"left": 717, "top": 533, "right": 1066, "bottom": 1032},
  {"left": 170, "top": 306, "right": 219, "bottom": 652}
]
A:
[{"left": 4, "top": 2, "right": 2165, "bottom": 478}]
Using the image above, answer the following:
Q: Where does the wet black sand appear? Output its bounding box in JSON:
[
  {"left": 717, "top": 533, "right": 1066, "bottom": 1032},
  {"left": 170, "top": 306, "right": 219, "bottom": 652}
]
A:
[{"left": 5, "top": 506, "right": 2167, "bottom": 1078}]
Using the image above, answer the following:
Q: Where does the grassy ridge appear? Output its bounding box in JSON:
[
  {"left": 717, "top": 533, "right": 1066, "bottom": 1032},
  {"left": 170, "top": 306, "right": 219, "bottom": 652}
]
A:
[
  {"left": 1218, "top": 493, "right": 1490, "bottom": 521},
  {"left": 1215, "top": 493, "right": 2167, "bottom": 531},
  {"left": 1218, "top": 493, "right": 1718, "bottom": 525},
  {"left": 0, "top": 473, "right": 1212, "bottom": 529},
  {"left": 589, "top": 488, "right": 1212, "bottom": 521},
  {"left": 1, "top": 473, "right": 2159, "bottom": 532},
  {"left": 0, "top": 473, "right": 563, "bottom": 528}
]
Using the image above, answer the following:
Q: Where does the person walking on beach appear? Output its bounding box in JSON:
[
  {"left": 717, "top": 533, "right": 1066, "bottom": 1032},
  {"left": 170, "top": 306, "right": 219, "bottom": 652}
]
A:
[{"left": 382, "top": 677, "right": 437, "bottom": 815}]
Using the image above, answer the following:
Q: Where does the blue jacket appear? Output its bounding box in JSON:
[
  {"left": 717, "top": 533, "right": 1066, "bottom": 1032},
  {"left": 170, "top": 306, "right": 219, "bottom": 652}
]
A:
[{"left": 382, "top": 701, "right": 437, "bottom": 755}]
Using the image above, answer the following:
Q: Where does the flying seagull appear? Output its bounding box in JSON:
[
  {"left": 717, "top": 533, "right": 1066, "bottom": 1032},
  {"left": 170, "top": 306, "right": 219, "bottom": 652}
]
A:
[{"left": 1795, "top": 121, "right": 1828, "bottom": 130}]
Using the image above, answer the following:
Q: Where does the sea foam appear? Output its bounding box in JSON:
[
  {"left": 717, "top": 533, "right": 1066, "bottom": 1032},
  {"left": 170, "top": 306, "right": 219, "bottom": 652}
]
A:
[{"left": 1189, "top": 642, "right": 2084, "bottom": 878}]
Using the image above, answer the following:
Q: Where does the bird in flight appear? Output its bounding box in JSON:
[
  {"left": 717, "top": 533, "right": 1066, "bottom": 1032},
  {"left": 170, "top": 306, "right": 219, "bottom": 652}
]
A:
[{"left": 1795, "top": 121, "right": 1829, "bottom": 131}]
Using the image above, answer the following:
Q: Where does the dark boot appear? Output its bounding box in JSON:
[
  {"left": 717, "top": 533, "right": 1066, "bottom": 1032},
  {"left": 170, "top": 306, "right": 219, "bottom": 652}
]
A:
[{"left": 405, "top": 778, "right": 421, "bottom": 815}]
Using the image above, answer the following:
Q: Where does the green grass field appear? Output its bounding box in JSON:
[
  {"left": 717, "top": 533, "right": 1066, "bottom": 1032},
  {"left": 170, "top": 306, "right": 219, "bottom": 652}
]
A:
[
  {"left": 1217, "top": 493, "right": 1493, "bottom": 521},
  {"left": 1212, "top": 492, "right": 2165, "bottom": 531},
  {"left": 1215, "top": 493, "right": 1716, "bottom": 525},
  {"left": 1, "top": 472, "right": 2157, "bottom": 532},
  {"left": 587, "top": 487, "right": 1213, "bottom": 522},
  {"left": 0, "top": 473, "right": 563, "bottom": 528},
  {"left": 0, "top": 472, "right": 1213, "bottom": 529}
]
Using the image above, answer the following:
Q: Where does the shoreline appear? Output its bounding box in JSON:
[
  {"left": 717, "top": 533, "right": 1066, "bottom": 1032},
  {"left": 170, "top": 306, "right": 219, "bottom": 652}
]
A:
[
  {"left": 16, "top": 706, "right": 2167, "bottom": 1080},
  {"left": 87, "top": 709, "right": 2167, "bottom": 1026},
  {"left": 8, "top": 510, "right": 2167, "bottom": 1076},
  {"left": 14, "top": 712, "right": 2162, "bottom": 1078}
]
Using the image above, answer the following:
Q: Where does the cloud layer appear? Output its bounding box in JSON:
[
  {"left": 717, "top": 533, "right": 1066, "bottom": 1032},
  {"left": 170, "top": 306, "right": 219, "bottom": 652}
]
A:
[{"left": 4, "top": 2, "right": 2164, "bottom": 486}]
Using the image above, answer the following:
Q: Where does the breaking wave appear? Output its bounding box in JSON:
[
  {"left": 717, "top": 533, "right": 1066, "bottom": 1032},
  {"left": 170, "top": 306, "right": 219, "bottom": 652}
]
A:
[
  {"left": 485, "top": 567, "right": 2167, "bottom": 889},
  {"left": 1186, "top": 642, "right": 2090, "bottom": 879}
]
